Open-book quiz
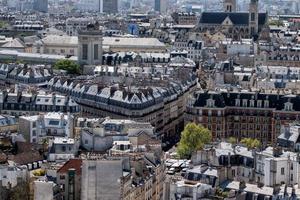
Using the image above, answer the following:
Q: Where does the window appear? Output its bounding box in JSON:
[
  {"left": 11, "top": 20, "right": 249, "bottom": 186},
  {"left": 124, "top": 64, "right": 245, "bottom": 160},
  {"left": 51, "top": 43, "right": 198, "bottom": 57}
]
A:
[
  {"left": 243, "top": 99, "right": 248, "bottom": 107},
  {"left": 82, "top": 44, "right": 88, "bottom": 60},
  {"left": 32, "top": 130, "right": 36, "bottom": 136},
  {"left": 94, "top": 44, "right": 99, "bottom": 60},
  {"left": 62, "top": 146, "right": 66, "bottom": 152},
  {"left": 257, "top": 100, "right": 262, "bottom": 108},
  {"left": 264, "top": 100, "right": 269, "bottom": 108},
  {"left": 60, "top": 175, "right": 65, "bottom": 180},
  {"left": 291, "top": 174, "right": 293, "bottom": 181},
  {"left": 281, "top": 168, "right": 285, "bottom": 175},
  {"left": 251, "top": 13, "right": 255, "bottom": 21},
  {"left": 32, "top": 122, "right": 36, "bottom": 128},
  {"left": 251, "top": 27, "right": 255, "bottom": 35}
]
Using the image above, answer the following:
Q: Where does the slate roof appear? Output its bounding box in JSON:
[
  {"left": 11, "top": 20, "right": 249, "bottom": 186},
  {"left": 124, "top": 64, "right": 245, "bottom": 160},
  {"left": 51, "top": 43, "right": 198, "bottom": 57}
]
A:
[
  {"left": 199, "top": 12, "right": 267, "bottom": 26},
  {"left": 194, "top": 91, "right": 300, "bottom": 111}
]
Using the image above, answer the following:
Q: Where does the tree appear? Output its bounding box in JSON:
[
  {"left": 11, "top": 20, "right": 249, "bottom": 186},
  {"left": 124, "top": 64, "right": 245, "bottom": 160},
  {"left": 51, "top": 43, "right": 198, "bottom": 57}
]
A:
[
  {"left": 241, "top": 138, "right": 261, "bottom": 149},
  {"left": 54, "top": 59, "right": 80, "bottom": 74},
  {"left": 177, "top": 123, "right": 212, "bottom": 159},
  {"left": 228, "top": 137, "right": 237, "bottom": 145}
]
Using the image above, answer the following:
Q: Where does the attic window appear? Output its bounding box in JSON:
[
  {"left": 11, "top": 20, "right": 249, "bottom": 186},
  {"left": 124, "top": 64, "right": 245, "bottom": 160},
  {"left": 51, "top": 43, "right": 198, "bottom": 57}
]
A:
[
  {"left": 242, "top": 99, "right": 248, "bottom": 107},
  {"left": 284, "top": 102, "right": 293, "bottom": 111},
  {"left": 235, "top": 99, "right": 240, "bottom": 107},
  {"left": 37, "top": 99, "right": 40, "bottom": 102},
  {"left": 264, "top": 100, "right": 269, "bottom": 108},
  {"left": 206, "top": 99, "right": 215, "bottom": 108},
  {"left": 257, "top": 100, "right": 262, "bottom": 108}
]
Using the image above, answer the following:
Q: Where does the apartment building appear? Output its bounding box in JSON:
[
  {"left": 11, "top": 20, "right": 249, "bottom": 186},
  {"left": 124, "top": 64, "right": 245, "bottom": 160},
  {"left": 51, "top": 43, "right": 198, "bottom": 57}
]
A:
[
  {"left": 186, "top": 90, "right": 300, "bottom": 144},
  {"left": 48, "top": 71, "right": 197, "bottom": 140},
  {"left": 81, "top": 152, "right": 165, "bottom": 200},
  {"left": 57, "top": 159, "right": 82, "bottom": 200},
  {"left": 0, "top": 90, "right": 79, "bottom": 117},
  {"left": 18, "top": 112, "right": 74, "bottom": 143}
]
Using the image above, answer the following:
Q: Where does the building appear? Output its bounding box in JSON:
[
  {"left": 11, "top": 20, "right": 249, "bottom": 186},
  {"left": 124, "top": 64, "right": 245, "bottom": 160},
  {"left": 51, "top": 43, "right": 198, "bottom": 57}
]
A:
[
  {"left": 173, "top": 38, "right": 203, "bottom": 61},
  {"left": 103, "top": 0, "right": 118, "bottom": 13},
  {"left": 81, "top": 158, "right": 131, "bottom": 200},
  {"left": 33, "top": 180, "right": 60, "bottom": 200},
  {"left": 0, "top": 63, "right": 52, "bottom": 85},
  {"left": 0, "top": 90, "right": 79, "bottom": 117},
  {"left": 33, "top": 0, "right": 48, "bottom": 13},
  {"left": 198, "top": 0, "right": 268, "bottom": 39},
  {"left": 76, "top": 0, "right": 118, "bottom": 13},
  {"left": 155, "top": 0, "right": 168, "bottom": 14},
  {"left": 57, "top": 159, "right": 82, "bottom": 200},
  {"left": 48, "top": 137, "right": 78, "bottom": 162},
  {"left": 33, "top": 35, "right": 78, "bottom": 56},
  {"left": 48, "top": 69, "right": 197, "bottom": 141},
  {"left": 278, "top": 123, "right": 300, "bottom": 151},
  {"left": 0, "top": 115, "right": 17, "bottom": 133},
  {"left": 224, "top": 0, "right": 237, "bottom": 12},
  {"left": 33, "top": 35, "right": 166, "bottom": 56},
  {"left": 186, "top": 90, "right": 300, "bottom": 144},
  {"left": 0, "top": 165, "right": 28, "bottom": 188},
  {"left": 81, "top": 151, "right": 165, "bottom": 200},
  {"left": 66, "top": 18, "right": 95, "bottom": 36},
  {"left": 80, "top": 118, "right": 155, "bottom": 151},
  {"left": 18, "top": 112, "right": 74, "bottom": 144},
  {"left": 78, "top": 24, "right": 103, "bottom": 65},
  {"left": 172, "top": 12, "right": 198, "bottom": 25},
  {"left": 169, "top": 180, "right": 212, "bottom": 200}
]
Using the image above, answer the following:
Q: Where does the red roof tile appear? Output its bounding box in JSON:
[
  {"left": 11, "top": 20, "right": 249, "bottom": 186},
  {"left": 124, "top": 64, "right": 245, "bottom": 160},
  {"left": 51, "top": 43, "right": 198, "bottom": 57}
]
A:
[{"left": 57, "top": 159, "right": 82, "bottom": 175}]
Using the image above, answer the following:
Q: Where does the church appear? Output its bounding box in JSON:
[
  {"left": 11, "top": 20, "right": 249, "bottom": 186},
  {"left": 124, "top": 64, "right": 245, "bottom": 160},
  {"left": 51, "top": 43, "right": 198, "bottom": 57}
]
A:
[{"left": 198, "top": 0, "right": 268, "bottom": 40}]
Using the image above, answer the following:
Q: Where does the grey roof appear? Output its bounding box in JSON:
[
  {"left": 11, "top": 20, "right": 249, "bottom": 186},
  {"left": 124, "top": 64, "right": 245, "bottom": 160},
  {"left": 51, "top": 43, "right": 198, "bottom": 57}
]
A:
[{"left": 199, "top": 12, "right": 267, "bottom": 26}]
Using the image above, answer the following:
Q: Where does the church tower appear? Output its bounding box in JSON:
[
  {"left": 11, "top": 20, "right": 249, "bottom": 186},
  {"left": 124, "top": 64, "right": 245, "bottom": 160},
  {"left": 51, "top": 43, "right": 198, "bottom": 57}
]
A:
[
  {"left": 224, "top": 0, "right": 236, "bottom": 12},
  {"left": 249, "top": 0, "right": 259, "bottom": 36}
]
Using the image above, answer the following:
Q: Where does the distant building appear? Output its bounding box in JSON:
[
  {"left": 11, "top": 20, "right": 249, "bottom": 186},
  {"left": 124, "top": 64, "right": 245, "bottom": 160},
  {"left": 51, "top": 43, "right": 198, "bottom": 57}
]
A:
[
  {"left": 48, "top": 137, "right": 78, "bottom": 162},
  {"left": 66, "top": 18, "right": 95, "bottom": 36},
  {"left": 33, "top": 0, "right": 48, "bottom": 13},
  {"left": 198, "top": 0, "right": 268, "bottom": 39},
  {"left": 81, "top": 152, "right": 165, "bottom": 200},
  {"left": 0, "top": 91, "right": 79, "bottom": 117},
  {"left": 80, "top": 118, "right": 155, "bottom": 151},
  {"left": 186, "top": 90, "right": 300, "bottom": 144},
  {"left": 103, "top": 0, "right": 118, "bottom": 13},
  {"left": 78, "top": 24, "right": 103, "bottom": 65},
  {"left": 48, "top": 70, "right": 197, "bottom": 141},
  {"left": 81, "top": 159, "right": 131, "bottom": 200},
  {"left": 0, "top": 63, "right": 52, "bottom": 85},
  {"left": 172, "top": 12, "right": 198, "bottom": 25},
  {"left": 0, "top": 115, "right": 17, "bottom": 133},
  {"left": 76, "top": 0, "right": 118, "bottom": 13},
  {"left": 155, "top": 0, "right": 168, "bottom": 14},
  {"left": 18, "top": 112, "right": 74, "bottom": 144}
]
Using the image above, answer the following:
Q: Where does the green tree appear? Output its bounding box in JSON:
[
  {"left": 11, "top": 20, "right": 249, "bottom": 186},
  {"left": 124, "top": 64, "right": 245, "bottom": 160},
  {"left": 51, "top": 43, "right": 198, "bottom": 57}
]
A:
[
  {"left": 228, "top": 137, "right": 237, "bottom": 144},
  {"left": 241, "top": 138, "right": 261, "bottom": 149},
  {"left": 54, "top": 59, "right": 80, "bottom": 74},
  {"left": 177, "top": 123, "right": 212, "bottom": 159}
]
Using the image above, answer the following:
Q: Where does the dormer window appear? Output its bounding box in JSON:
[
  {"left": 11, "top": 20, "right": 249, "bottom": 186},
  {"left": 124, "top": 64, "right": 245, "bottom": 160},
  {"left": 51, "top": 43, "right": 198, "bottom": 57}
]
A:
[
  {"left": 235, "top": 99, "right": 240, "bottom": 107},
  {"left": 250, "top": 100, "right": 255, "bottom": 107},
  {"left": 257, "top": 100, "right": 262, "bottom": 108},
  {"left": 243, "top": 99, "right": 248, "bottom": 107},
  {"left": 284, "top": 102, "right": 293, "bottom": 111},
  {"left": 264, "top": 100, "right": 269, "bottom": 108},
  {"left": 206, "top": 99, "right": 215, "bottom": 108}
]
